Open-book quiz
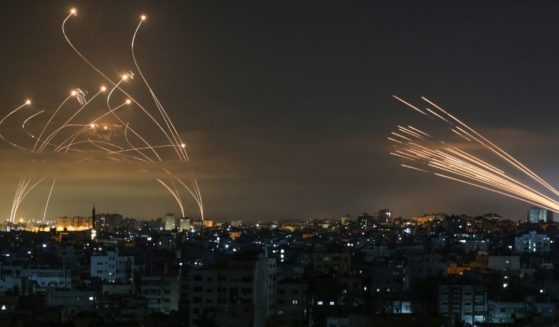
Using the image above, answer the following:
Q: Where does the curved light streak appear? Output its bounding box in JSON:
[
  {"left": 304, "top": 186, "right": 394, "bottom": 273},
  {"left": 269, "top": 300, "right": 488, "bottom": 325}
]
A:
[{"left": 390, "top": 96, "right": 559, "bottom": 213}]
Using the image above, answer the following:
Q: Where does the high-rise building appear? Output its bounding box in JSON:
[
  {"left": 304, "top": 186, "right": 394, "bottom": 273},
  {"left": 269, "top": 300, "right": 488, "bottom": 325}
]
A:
[
  {"left": 271, "top": 281, "right": 308, "bottom": 326},
  {"left": 340, "top": 215, "right": 352, "bottom": 226},
  {"left": 187, "top": 253, "right": 276, "bottom": 327},
  {"left": 164, "top": 213, "right": 176, "bottom": 231},
  {"left": 95, "top": 213, "right": 124, "bottom": 233},
  {"left": 91, "top": 205, "right": 97, "bottom": 240},
  {"left": 514, "top": 231, "right": 551, "bottom": 254},
  {"left": 179, "top": 218, "right": 191, "bottom": 231},
  {"left": 312, "top": 252, "right": 351, "bottom": 274},
  {"left": 92, "top": 205, "right": 96, "bottom": 229},
  {"left": 439, "top": 284, "right": 487, "bottom": 325},
  {"left": 357, "top": 213, "right": 374, "bottom": 230},
  {"left": 140, "top": 275, "right": 180, "bottom": 313},
  {"left": 90, "top": 248, "right": 134, "bottom": 283},
  {"left": 528, "top": 207, "right": 553, "bottom": 223},
  {"left": 378, "top": 209, "right": 392, "bottom": 223}
]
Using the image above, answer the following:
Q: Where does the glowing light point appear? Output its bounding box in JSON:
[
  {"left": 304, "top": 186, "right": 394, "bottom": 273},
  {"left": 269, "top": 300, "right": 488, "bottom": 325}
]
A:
[
  {"left": 125, "top": 99, "right": 132, "bottom": 105},
  {"left": 25, "top": 99, "right": 31, "bottom": 105},
  {"left": 121, "top": 74, "right": 129, "bottom": 81},
  {"left": 70, "top": 8, "right": 77, "bottom": 16},
  {"left": 141, "top": 15, "right": 147, "bottom": 21},
  {"left": 181, "top": 143, "right": 186, "bottom": 148},
  {"left": 100, "top": 85, "right": 107, "bottom": 92},
  {"left": 71, "top": 90, "right": 77, "bottom": 96},
  {"left": 103, "top": 125, "right": 108, "bottom": 130},
  {"left": 90, "top": 123, "right": 95, "bottom": 129}
]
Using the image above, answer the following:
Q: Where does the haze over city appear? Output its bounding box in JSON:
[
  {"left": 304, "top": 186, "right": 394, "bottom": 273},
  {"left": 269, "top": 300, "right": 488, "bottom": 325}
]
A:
[
  {"left": 3, "top": 2, "right": 559, "bottom": 327},
  {"left": 2, "top": 1, "right": 559, "bottom": 221}
]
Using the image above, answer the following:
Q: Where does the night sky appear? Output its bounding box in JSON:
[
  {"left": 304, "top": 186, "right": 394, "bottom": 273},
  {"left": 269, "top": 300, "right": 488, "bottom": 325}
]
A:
[{"left": 1, "top": 0, "right": 559, "bottom": 221}]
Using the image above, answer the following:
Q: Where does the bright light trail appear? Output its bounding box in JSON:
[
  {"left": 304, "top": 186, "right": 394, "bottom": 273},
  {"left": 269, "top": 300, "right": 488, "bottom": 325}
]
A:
[
  {"left": 390, "top": 96, "right": 559, "bottom": 213},
  {"left": 0, "top": 8, "right": 205, "bottom": 222}
]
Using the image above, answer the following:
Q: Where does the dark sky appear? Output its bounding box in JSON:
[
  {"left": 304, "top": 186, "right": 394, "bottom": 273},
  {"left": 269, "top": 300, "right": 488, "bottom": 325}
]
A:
[{"left": 1, "top": 0, "right": 559, "bottom": 221}]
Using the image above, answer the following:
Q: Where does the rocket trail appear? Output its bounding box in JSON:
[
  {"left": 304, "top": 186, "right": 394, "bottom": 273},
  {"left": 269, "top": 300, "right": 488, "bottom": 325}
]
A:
[
  {"left": 389, "top": 96, "right": 559, "bottom": 213},
  {"left": 42, "top": 179, "right": 56, "bottom": 222},
  {"left": 0, "top": 8, "right": 204, "bottom": 222}
]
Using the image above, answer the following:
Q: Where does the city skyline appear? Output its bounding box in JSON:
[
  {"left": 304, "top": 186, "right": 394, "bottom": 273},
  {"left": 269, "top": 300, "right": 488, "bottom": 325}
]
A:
[
  {"left": 2, "top": 1, "right": 559, "bottom": 220},
  {"left": 2, "top": 2, "right": 559, "bottom": 327}
]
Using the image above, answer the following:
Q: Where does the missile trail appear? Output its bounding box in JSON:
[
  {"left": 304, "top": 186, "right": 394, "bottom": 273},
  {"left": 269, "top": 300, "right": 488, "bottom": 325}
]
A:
[
  {"left": 0, "top": 8, "right": 204, "bottom": 223},
  {"left": 389, "top": 96, "right": 559, "bottom": 213}
]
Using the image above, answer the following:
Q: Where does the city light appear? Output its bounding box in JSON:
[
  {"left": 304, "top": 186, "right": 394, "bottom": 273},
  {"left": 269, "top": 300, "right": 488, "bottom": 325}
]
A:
[{"left": 0, "top": 3, "right": 557, "bottom": 327}]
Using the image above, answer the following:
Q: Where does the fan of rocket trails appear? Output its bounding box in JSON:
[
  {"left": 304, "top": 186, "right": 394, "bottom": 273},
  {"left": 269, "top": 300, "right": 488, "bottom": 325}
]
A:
[
  {"left": 0, "top": 9, "right": 204, "bottom": 223},
  {"left": 389, "top": 96, "right": 559, "bottom": 213}
]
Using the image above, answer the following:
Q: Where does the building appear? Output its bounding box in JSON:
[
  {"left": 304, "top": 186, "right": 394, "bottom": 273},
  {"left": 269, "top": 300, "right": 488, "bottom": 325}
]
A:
[
  {"left": 357, "top": 213, "right": 374, "bottom": 230},
  {"left": 22, "top": 268, "right": 72, "bottom": 289},
  {"left": 46, "top": 289, "right": 97, "bottom": 319},
  {"left": 164, "top": 214, "right": 176, "bottom": 231},
  {"left": 90, "top": 249, "right": 134, "bottom": 283},
  {"left": 377, "top": 209, "right": 392, "bottom": 223},
  {"left": 179, "top": 218, "right": 191, "bottom": 231},
  {"left": 95, "top": 213, "right": 124, "bottom": 233},
  {"left": 514, "top": 231, "right": 551, "bottom": 254},
  {"left": 414, "top": 214, "right": 444, "bottom": 224},
  {"left": 487, "top": 256, "right": 520, "bottom": 272},
  {"left": 528, "top": 207, "right": 553, "bottom": 223},
  {"left": 325, "top": 317, "right": 353, "bottom": 327},
  {"left": 487, "top": 301, "right": 557, "bottom": 323},
  {"left": 408, "top": 254, "right": 447, "bottom": 280},
  {"left": 456, "top": 239, "right": 489, "bottom": 254},
  {"left": 102, "top": 283, "right": 135, "bottom": 296},
  {"left": 203, "top": 219, "right": 215, "bottom": 228},
  {"left": 389, "top": 300, "right": 413, "bottom": 314},
  {"left": 57, "top": 245, "right": 79, "bottom": 269},
  {"left": 340, "top": 215, "right": 352, "bottom": 226},
  {"left": 271, "top": 281, "right": 308, "bottom": 326},
  {"left": 369, "top": 265, "right": 409, "bottom": 293},
  {"left": 487, "top": 301, "right": 526, "bottom": 324},
  {"left": 140, "top": 275, "right": 180, "bottom": 313},
  {"left": 186, "top": 253, "right": 276, "bottom": 327},
  {"left": 56, "top": 216, "right": 92, "bottom": 232},
  {"left": 312, "top": 252, "right": 351, "bottom": 274},
  {"left": 92, "top": 205, "right": 96, "bottom": 230},
  {"left": 439, "top": 284, "right": 487, "bottom": 325},
  {"left": 0, "top": 276, "right": 34, "bottom": 295}
]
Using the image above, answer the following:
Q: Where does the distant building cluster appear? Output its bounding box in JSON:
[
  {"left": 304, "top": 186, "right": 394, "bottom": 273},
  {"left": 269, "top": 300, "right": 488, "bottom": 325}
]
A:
[
  {"left": 528, "top": 207, "right": 554, "bottom": 224},
  {"left": 0, "top": 207, "right": 558, "bottom": 326},
  {"left": 55, "top": 216, "right": 93, "bottom": 232}
]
